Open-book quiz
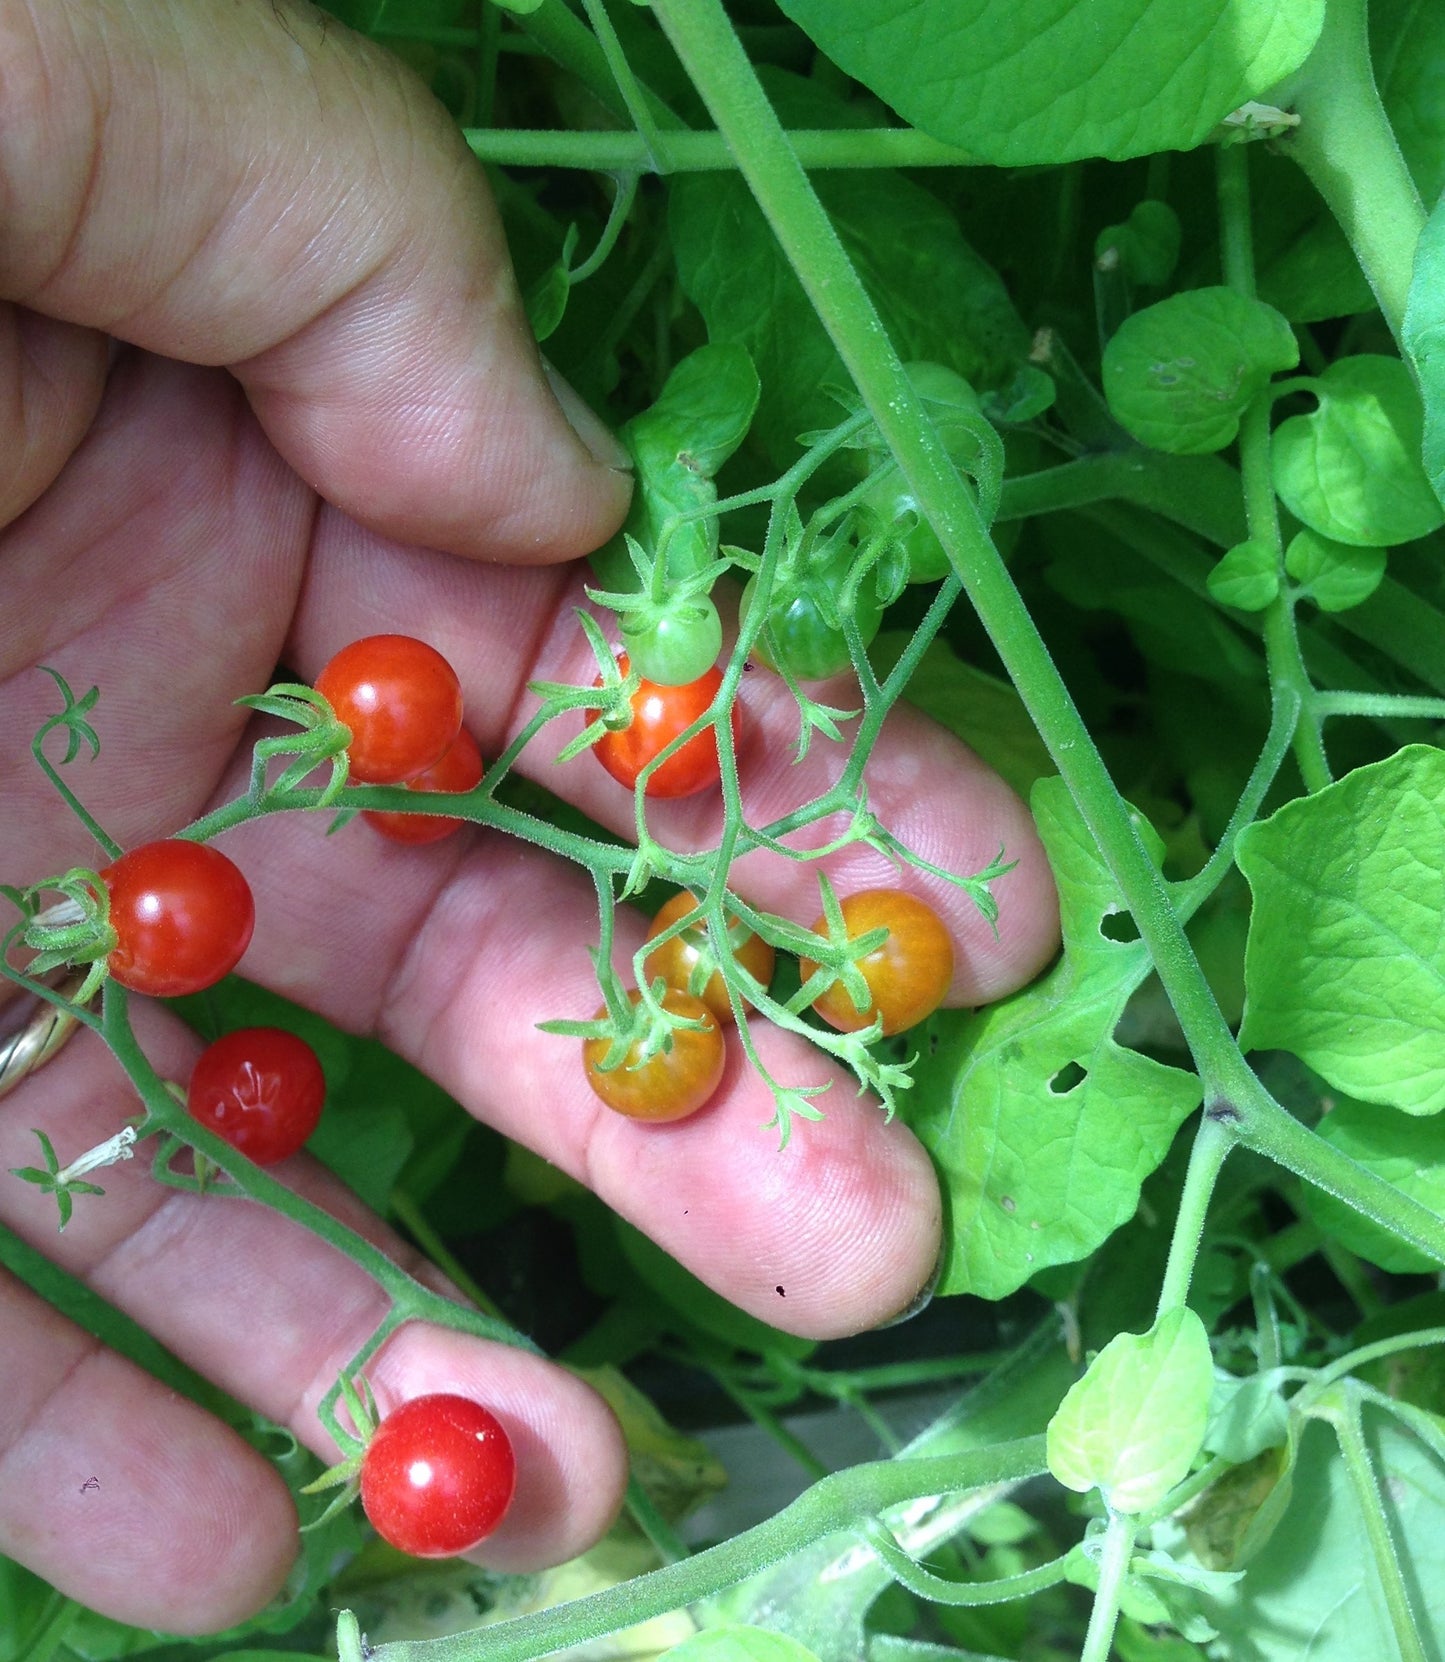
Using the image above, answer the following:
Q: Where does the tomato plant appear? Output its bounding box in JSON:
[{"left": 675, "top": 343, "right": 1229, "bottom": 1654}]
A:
[
  {"left": 589, "top": 655, "right": 740, "bottom": 798},
  {"left": 583, "top": 988, "right": 726, "bottom": 1121},
  {"left": 359, "top": 1393, "right": 516, "bottom": 1558},
  {"left": 801, "top": 888, "right": 954, "bottom": 1036},
  {"left": 740, "top": 556, "right": 886, "bottom": 682},
  {"left": 186, "top": 1026, "right": 326, "bottom": 1164},
  {"left": 362, "top": 727, "right": 484, "bottom": 845},
  {"left": 619, "top": 594, "right": 724, "bottom": 687},
  {"left": 643, "top": 891, "right": 775, "bottom": 1023},
  {"left": 314, "top": 635, "right": 464, "bottom": 785},
  {"left": 100, "top": 840, "right": 255, "bottom": 997}
]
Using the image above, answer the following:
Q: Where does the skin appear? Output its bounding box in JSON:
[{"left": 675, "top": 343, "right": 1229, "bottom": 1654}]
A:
[{"left": 0, "top": 0, "right": 1062, "bottom": 1634}]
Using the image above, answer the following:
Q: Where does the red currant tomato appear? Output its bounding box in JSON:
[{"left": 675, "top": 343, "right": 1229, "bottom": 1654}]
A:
[
  {"left": 314, "top": 635, "right": 464, "bottom": 785},
  {"left": 362, "top": 727, "right": 484, "bottom": 845},
  {"left": 360, "top": 1393, "right": 517, "bottom": 1558},
  {"left": 589, "top": 655, "right": 741, "bottom": 799},
  {"left": 186, "top": 1027, "right": 325, "bottom": 1163},
  {"left": 583, "top": 988, "right": 726, "bottom": 1122},
  {"left": 101, "top": 841, "right": 255, "bottom": 997},
  {"left": 800, "top": 889, "right": 954, "bottom": 1036},
  {"left": 643, "top": 891, "right": 775, "bottom": 1024}
]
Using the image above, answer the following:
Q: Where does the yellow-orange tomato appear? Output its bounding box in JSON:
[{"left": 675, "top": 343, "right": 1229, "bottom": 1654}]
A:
[
  {"left": 643, "top": 891, "right": 776, "bottom": 1024},
  {"left": 800, "top": 889, "right": 954, "bottom": 1036},
  {"left": 583, "top": 988, "right": 726, "bottom": 1122}
]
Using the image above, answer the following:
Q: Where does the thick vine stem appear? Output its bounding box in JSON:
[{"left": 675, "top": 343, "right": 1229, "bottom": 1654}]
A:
[
  {"left": 648, "top": 0, "right": 1240, "bottom": 1119},
  {"left": 648, "top": 0, "right": 1445, "bottom": 1276},
  {"left": 1276, "top": 0, "right": 1425, "bottom": 344},
  {"left": 355, "top": 1437, "right": 1048, "bottom": 1662}
]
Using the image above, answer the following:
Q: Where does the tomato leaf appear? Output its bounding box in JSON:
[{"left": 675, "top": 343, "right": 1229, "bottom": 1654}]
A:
[
  {"left": 775, "top": 0, "right": 1323, "bottom": 165},
  {"left": 1271, "top": 356, "right": 1444, "bottom": 546},
  {"left": 911, "top": 777, "right": 1201, "bottom": 1300},
  {"left": 1284, "top": 530, "right": 1387, "bottom": 612},
  {"left": 1047, "top": 1307, "right": 1214, "bottom": 1514},
  {"left": 1237, "top": 745, "right": 1445, "bottom": 1115},
  {"left": 1102, "top": 288, "right": 1298, "bottom": 455},
  {"left": 1197, "top": 1417, "right": 1445, "bottom": 1658},
  {"left": 1206, "top": 540, "right": 1280, "bottom": 612}
]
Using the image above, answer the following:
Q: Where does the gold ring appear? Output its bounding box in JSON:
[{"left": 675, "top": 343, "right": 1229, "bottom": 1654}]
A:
[{"left": 0, "top": 974, "right": 89, "bottom": 1103}]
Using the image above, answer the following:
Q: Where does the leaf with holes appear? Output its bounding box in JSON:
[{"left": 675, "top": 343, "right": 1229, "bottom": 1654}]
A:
[
  {"left": 911, "top": 776, "right": 1202, "bottom": 1299},
  {"left": 1237, "top": 745, "right": 1445, "bottom": 1115}
]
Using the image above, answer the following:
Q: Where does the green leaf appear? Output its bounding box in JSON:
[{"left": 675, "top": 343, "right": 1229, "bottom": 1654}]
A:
[
  {"left": 1237, "top": 745, "right": 1445, "bottom": 1115},
  {"left": 662, "top": 1630, "right": 821, "bottom": 1661},
  {"left": 591, "top": 343, "right": 760, "bottom": 593},
  {"left": 1198, "top": 1417, "right": 1445, "bottom": 1659},
  {"left": 1237, "top": 744, "right": 1443, "bottom": 1110},
  {"left": 1204, "top": 1369, "right": 1293, "bottom": 1463},
  {"left": 1206, "top": 539, "right": 1281, "bottom": 611},
  {"left": 1047, "top": 1306, "right": 1215, "bottom": 1513},
  {"left": 1096, "top": 199, "right": 1182, "bottom": 288},
  {"left": 1271, "top": 356, "right": 1445, "bottom": 547},
  {"left": 1301, "top": 1098, "right": 1445, "bottom": 1273},
  {"left": 1102, "top": 288, "right": 1298, "bottom": 455},
  {"left": 1403, "top": 191, "right": 1445, "bottom": 516},
  {"left": 775, "top": 0, "right": 1323, "bottom": 165},
  {"left": 911, "top": 778, "right": 1202, "bottom": 1299},
  {"left": 670, "top": 123, "right": 1027, "bottom": 466},
  {"left": 1284, "top": 529, "right": 1387, "bottom": 611}
]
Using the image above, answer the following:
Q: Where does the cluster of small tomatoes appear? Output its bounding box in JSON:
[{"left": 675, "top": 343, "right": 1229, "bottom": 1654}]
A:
[{"left": 30, "top": 630, "right": 955, "bottom": 1557}]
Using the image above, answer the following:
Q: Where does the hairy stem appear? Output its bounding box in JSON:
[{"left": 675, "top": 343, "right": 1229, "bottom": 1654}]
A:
[{"left": 360, "top": 1438, "right": 1048, "bottom": 1662}]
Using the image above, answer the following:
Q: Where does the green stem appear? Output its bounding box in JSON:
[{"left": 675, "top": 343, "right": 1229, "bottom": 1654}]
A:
[
  {"left": 649, "top": 0, "right": 1241, "bottom": 1103},
  {"left": 1155, "top": 1114, "right": 1234, "bottom": 1316},
  {"left": 864, "top": 1521, "right": 1072, "bottom": 1606},
  {"left": 1217, "top": 143, "right": 1332, "bottom": 793},
  {"left": 359, "top": 1438, "right": 1049, "bottom": 1662},
  {"left": 1280, "top": 0, "right": 1425, "bottom": 343},
  {"left": 1233, "top": 1078, "right": 1445, "bottom": 1267},
  {"left": 15, "top": 1592, "right": 81, "bottom": 1662},
  {"left": 1327, "top": 1386, "right": 1429, "bottom": 1662},
  {"left": 99, "top": 985, "right": 538, "bottom": 1354},
  {"left": 389, "top": 1189, "right": 506, "bottom": 1321},
  {"left": 1079, "top": 1511, "right": 1139, "bottom": 1662},
  {"left": 465, "top": 127, "right": 976, "bottom": 172}
]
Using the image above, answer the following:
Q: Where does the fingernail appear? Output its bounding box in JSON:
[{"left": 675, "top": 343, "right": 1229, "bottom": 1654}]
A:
[
  {"left": 542, "top": 358, "right": 633, "bottom": 472},
  {"left": 875, "top": 1245, "right": 945, "bottom": 1329}
]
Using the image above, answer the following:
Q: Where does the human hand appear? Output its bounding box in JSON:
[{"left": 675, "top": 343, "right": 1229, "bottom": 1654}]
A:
[{"left": 0, "top": 0, "right": 1060, "bottom": 1633}]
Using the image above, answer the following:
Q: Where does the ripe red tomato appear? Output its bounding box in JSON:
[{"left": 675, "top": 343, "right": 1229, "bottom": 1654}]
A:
[
  {"left": 101, "top": 840, "right": 255, "bottom": 997},
  {"left": 800, "top": 888, "right": 954, "bottom": 1036},
  {"left": 589, "top": 655, "right": 740, "bottom": 799},
  {"left": 583, "top": 988, "right": 726, "bottom": 1122},
  {"left": 359, "top": 1394, "right": 516, "bottom": 1558},
  {"left": 314, "top": 635, "right": 464, "bottom": 785},
  {"left": 186, "top": 1027, "right": 326, "bottom": 1164},
  {"left": 363, "top": 727, "right": 484, "bottom": 845},
  {"left": 643, "top": 891, "right": 775, "bottom": 1024}
]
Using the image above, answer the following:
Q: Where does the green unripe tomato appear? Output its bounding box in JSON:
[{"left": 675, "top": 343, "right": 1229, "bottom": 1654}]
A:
[
  {"left": 855, "top": 362, "right": 982, "bottom": 585},
  {"left": 860, "top": 474, "right": 952, "bottom": 584},
  {"left": 740, "top": 569, "right": 885, "bottom": 682},
  {"left": 620, "top": 595, "right": 724, "bottom": 687}
]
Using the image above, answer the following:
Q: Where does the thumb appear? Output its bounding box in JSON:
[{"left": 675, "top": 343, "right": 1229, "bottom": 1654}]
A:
[{"left": 0, "top": 0, "right": 630, "bottom": 561}]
